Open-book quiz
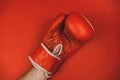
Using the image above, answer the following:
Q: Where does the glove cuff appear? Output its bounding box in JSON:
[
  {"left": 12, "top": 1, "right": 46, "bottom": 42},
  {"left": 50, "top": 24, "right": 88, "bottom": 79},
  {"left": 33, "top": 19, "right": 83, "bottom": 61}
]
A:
[
  {"left": 28, "top": 56, "right": 51, "bottom": 78},
  {"left": 29, "top": 43, "right": 62, "bottom": 78}
]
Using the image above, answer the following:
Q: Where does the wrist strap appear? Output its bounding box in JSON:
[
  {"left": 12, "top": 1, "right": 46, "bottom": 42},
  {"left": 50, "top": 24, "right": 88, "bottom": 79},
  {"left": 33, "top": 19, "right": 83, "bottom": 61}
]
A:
[{"left": 29, "top": 43, "right": 62, "bottom": 78}]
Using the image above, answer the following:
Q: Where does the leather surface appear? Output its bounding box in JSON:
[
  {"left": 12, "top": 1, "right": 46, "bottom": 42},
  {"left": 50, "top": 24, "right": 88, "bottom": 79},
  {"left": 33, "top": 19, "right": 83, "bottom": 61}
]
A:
[{"left": 0, "top": 0, "right": 120, "bottom": 80}]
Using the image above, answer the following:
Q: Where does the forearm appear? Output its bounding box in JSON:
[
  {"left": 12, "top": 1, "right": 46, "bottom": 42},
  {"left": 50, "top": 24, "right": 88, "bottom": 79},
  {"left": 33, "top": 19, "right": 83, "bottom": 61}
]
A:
[
  {"left": 19, "top": 67, "right": 47, "bottom": 80},
  {"left": 19, "top": 12, "right": 93, "bottom": 80}
]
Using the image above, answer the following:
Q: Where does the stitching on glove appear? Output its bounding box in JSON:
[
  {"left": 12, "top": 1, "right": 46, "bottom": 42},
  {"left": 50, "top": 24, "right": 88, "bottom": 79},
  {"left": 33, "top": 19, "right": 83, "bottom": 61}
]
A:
[{"left": 81, "top": 14, "right": 94, "bottom": 31}]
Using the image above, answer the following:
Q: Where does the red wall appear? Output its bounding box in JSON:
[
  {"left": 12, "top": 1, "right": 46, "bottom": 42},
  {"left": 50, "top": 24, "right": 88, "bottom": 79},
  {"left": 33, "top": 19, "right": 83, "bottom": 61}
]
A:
[{"left": 0, "top": 0, "right": 120, "bottom": 80}]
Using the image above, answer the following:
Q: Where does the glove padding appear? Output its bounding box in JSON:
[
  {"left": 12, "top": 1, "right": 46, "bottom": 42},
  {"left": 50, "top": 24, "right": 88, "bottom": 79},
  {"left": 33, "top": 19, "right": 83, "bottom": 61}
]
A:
[{"left": 29, "top": 12, "right": 94, "bottom": 78}]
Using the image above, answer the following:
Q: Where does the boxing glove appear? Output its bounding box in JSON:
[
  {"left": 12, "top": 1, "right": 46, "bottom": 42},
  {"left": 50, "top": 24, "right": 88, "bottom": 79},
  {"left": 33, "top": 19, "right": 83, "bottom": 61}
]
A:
[{"left": 29, "top": 12, "right": 94, "bottom": 78}]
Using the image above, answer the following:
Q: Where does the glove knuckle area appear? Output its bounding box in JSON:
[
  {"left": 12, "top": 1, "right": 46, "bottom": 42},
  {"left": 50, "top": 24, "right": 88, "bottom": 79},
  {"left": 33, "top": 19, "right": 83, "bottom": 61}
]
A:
[{"left": 65, "top": 12, "right": 94, "bottom": 41}]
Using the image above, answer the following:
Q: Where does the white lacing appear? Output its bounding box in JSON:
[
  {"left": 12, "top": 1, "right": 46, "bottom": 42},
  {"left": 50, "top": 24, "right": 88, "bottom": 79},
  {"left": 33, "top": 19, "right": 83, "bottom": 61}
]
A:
[{"left": 29, "top": 43, "right": 62, "bottom": 78}]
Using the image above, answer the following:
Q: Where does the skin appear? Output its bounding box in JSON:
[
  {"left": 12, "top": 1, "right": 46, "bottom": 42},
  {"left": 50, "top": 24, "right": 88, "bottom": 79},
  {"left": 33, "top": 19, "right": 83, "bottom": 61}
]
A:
[
  {"left": 0, "top": 0, "right": 119, "bottom": 80},
  {"left": 19, "top": 67, "right": 47, "bottom": 80}
]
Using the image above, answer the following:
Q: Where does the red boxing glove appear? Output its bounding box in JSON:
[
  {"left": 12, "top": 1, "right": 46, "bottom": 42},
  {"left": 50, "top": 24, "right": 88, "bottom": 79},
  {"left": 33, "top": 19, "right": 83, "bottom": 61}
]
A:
[{"left": 29, "top": 12, "right": 94, "bottom": 78}]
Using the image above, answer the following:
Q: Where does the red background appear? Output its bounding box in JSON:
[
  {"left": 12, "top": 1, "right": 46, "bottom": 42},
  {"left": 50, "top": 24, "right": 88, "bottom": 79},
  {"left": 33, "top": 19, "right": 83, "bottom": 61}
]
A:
[{"left": 0, "top": 0, "right": 120, "bottom": 80}]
